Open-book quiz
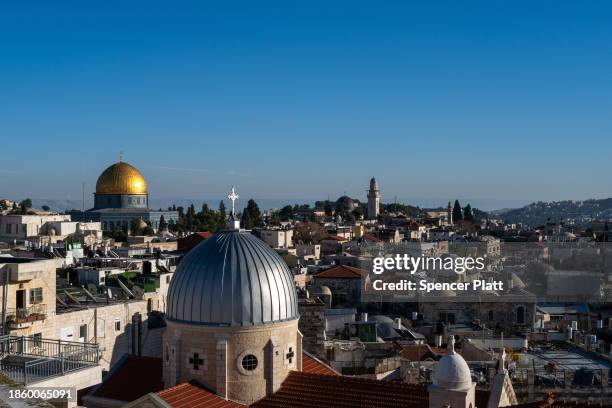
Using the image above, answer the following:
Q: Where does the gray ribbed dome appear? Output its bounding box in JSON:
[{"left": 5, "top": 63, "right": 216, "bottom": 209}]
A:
[{"left": 167, "top": 230, "right": 299, "bottom": 326}]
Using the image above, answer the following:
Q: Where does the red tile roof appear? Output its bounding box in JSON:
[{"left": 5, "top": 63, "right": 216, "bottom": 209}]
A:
[
  {"left": 362, "top": 233, "right": 382, "bottom": 242},
  {"left": 323, "top": 235, "right": 348, "bottom": 242},
  {"left": 251, "top": 371, "right": 429, "bottom": 408},
  {"left": 314, "top": 265, "right": 365, "bottom": 279},
  {"left": 177, "top": 231, "right": 214, "bottom": 253},
  {"left": 92, "top": 356, "right": 164, "bottom": 402},
  {"left": 156, "top": 382, "right": 244, "bottom": 408},
  {"left": 399, "top": 344, "right": 445, "bottom": 361},
  {"left": 302, "top": 351, "right": 340, "bottom": 376}
]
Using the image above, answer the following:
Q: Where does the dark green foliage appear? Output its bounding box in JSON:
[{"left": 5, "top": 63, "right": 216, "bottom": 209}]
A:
[
  {"left": 241, "top": 199, "right": 263, "bottom": 230},
  {"left": 381, "top": 203, "right": 426, "bottom": 217},
  {"left": 463, "top": 204, "right": 474, "bottom": 222},
  {"left": 158, "top": 215, "right": 168, "bottom": 231},
  {"left": 452, "top": 200, "right": 463, "bottom": 222}
]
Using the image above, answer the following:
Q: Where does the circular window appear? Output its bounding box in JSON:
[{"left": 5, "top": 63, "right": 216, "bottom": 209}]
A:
[{"left": 241, "top": 354, "right": 258, "bottom": 371}]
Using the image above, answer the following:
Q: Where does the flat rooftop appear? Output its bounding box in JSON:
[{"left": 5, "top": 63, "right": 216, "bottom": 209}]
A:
[{"left": 518, "top": 347, "right": 612, "bottom": 370}]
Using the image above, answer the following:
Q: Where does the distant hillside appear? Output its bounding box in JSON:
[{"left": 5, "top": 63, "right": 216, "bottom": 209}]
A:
[{"left": 501, "top": 198, "right": 612, "bottom": 226}]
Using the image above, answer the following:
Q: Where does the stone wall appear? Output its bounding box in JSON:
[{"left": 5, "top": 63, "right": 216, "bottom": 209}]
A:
[
  {"left": 163, "top": 318, "right": 301, "bottom": 405},
  {"left": 298, "top": 297, "right": 326, "bottom": 359}
]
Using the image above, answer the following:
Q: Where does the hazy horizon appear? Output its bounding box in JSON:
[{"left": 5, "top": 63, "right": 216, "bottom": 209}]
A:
[{"left": 12, "top": 196, "right": 586, "bottom": 214}]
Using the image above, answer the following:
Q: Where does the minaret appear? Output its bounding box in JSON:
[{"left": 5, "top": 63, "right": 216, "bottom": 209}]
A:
[
  {"left": 447, "top": 201, "right": 453, "bottom": 225},
  {"left": 367, "top": 177, "right": 381, "bottom": 219}
]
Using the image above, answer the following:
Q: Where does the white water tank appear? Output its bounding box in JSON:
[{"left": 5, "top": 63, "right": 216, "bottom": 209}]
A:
[{"left": 434, "top": 334, "right": 443, "bottom": 347}]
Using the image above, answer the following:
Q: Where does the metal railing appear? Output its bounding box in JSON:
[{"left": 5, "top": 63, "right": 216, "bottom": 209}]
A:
[
  {"left": 334, "top": 356, "right": 402, "bottom": 376},
  {"left": 6, "top": 304, "right": 46, "bottom": 323},
  {"left": 0, "top": 335, "right": 99, "bottom": 385}
]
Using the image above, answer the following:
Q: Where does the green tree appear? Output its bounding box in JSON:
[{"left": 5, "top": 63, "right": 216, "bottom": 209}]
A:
[
  {"left": 463, "top": 204, "right": 474, "bottom": 222},
  {"left": 241, "top": 199, "right": 263, "bottom": 229},
  {"left": 324, "top": 200, "right": 334, "bottom": 216},
  {"left": 158, "top": 215, "right": 168, "bottom": 231},
  {"left": 352, "top": 206, "right": 364, "bottom": 220},
  {"left": 21, "top": 198, "right": 32, "bottom": 209},
  {"left": 452, "top": 200, "right": 463, "bottom": 222},
  {"left": 19, "top": 198, "right": 32, "bottom": 214},
  {"left": 41, "top": 205, "right": 50, "bottom": 211},
  {"left": 217, "top": 200, "right": 227, "bottom": 230},
  {"left": 279, "top": 205, "right": 294, "bottom": 221}
]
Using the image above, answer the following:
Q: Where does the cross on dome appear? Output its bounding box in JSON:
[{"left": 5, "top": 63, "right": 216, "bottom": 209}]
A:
[{"left": 227, "top": 186, "right": 239, "bottom": 216}]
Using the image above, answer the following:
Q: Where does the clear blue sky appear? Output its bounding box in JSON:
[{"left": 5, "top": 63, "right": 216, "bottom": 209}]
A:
[{"left": 1, "top": 1, "right": 611, "bottom": 209}]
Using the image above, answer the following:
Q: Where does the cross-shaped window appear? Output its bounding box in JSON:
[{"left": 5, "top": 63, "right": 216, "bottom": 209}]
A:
[
  {"left": 189, "top": 353, "right": 204, "bottom": 370},
  {"left": 286, "top": 347, "right": 295, "bottom": 364}
]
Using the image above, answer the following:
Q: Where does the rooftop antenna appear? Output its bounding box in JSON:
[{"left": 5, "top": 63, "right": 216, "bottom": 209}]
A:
[
  {"left": 82, "top": 181, "right": 85, "bottom": 213},
  {"left": 119, "top": 151, "right": 123, "bottom": 162}
]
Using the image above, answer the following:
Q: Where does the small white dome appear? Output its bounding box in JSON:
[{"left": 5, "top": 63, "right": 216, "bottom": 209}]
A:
[{"left": 433, "top": 336, "right": 473, "bottom": 391}]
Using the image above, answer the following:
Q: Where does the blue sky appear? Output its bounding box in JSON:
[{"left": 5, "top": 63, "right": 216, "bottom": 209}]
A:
[{"left": 1, "top": 1, "right": 612, "bottom": 209}]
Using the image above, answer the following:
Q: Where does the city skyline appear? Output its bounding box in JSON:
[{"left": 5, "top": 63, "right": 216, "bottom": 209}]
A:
[{"left": 3, "top": 2, "right": 612, "bottom": 203}]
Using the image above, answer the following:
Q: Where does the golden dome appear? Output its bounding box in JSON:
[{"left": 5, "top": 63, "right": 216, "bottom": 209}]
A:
[{"left": 95, "top": 161, "right": 148, "bottom": 195}]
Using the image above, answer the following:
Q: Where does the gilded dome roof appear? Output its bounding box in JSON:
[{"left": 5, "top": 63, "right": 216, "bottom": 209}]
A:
[
  {"left": 95, "top": 161, "right": 147, "bottom": 195},
  {"left": 167, "top": 230, "right": 299, "bottom": 326}
]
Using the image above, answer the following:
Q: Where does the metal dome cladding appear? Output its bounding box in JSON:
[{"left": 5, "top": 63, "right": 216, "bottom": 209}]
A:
[{"left": 167, "top": 230, "right": 299, "bottom": 326}]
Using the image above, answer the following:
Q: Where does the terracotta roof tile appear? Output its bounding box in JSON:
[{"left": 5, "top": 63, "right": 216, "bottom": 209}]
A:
[
  {"left": 156, "top": 382, "right": 244, "bottom": 408},
  {"left": 177, "top": 231, "right": 214, "bottom": 253},
  {"left": 362, "top": 234, "right": 382, "bottom": 242},
  {"left": 252, "top": 371, "right": 428, "bottom": 408},
  {"left": 399, "top": 344, "right": 445, "bottom": 361},
  {"left": 302, "top": 351, "right": 340, "bottom": 376},
  {"left": 314, "top": 265, "right": 365, "bottom": 279},
  {"left": 323, "top": 235, "right": 348, "bottom": 242},
  {"left": 92, "top": 356, "right": 164, "bottom": 402}
]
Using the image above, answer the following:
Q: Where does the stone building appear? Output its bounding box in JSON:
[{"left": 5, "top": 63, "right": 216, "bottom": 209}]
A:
[
  {"left": 312, "top": 265, "right": 365, "bottom": 307},
  {"left": 419, "top": 290, "right": 537, "bottom": 333},
  {"left": 297, "top": 295, "right": 326, "bottom": 359},
  {"left": 0, "top": 256, "right": 156, "bottom": 371},
  {"left": 162, "top": 219, "right": 302, "bottom": 405}
]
